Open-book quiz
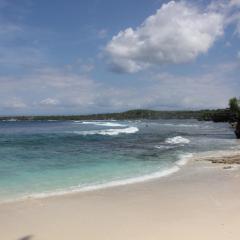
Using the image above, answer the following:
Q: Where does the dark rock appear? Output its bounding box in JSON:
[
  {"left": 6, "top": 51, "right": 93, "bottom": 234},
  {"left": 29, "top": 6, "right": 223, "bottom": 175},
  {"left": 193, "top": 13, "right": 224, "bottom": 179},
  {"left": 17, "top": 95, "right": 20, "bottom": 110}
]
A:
[
  {"left": 223, "top": 166, "right": 232, "bottom": 170},
  {"left": 235, "top": 121, "right": 240, "bottom": 139},
  {"left": 230, "top": 122, "right": 237, "bottom": 128},
  {"left": 210, "top": 155, "right": 240, "bottom": 164}
]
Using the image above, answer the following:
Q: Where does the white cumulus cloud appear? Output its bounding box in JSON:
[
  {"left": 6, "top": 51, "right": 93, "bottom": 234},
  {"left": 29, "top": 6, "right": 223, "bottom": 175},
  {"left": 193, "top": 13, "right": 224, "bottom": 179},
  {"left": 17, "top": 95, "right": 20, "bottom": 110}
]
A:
[
  {"left": 40, "top": 98, "right": 59, "bottom": 106},
  {"left": 105, "top": 1, "right": 225, "bottom": 73}
]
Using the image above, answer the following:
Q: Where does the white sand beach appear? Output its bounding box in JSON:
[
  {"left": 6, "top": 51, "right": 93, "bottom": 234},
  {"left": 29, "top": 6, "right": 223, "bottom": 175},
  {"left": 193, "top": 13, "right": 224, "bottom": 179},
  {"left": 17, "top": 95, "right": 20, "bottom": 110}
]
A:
[{"left": 0, "top": 158, "right": 240, "bottom": 240}]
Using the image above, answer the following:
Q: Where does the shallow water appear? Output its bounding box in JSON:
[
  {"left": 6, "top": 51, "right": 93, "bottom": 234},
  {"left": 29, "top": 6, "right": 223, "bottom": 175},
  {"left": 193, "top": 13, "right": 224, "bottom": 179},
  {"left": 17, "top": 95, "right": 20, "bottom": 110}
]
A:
[{"left": 0, "top": 119, "right": 238, "bottom": 202}]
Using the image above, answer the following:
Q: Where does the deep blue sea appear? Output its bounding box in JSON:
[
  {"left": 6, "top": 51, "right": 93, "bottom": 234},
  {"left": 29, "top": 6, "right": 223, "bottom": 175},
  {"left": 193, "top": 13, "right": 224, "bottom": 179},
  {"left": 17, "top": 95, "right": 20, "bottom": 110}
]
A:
[{"left": 0, "top": 119, "right": 238, "bottom": 202}]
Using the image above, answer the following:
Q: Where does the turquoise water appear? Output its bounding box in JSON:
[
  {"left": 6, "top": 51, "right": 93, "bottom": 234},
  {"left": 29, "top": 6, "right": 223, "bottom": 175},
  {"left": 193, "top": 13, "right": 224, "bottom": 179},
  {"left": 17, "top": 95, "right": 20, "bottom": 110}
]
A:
[{"left": 0, "top": 119, "right": 238, "bottom": 202}]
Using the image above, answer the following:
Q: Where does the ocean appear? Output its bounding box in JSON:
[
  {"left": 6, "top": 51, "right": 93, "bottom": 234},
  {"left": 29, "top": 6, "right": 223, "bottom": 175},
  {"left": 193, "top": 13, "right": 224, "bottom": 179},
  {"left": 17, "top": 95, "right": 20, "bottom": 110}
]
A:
[{"left": 0, "top": 119, "right": 238, "bottom": 202}]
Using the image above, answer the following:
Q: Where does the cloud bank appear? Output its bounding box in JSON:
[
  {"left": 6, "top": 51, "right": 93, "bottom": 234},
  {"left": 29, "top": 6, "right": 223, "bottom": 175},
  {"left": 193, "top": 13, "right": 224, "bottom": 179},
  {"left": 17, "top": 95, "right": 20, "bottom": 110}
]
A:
[
  {"left": 0, "top": 61, "right": 239, "bottom": 115},
  {"left": 105, "top": 1, "right": 237, "bottom": 73}
]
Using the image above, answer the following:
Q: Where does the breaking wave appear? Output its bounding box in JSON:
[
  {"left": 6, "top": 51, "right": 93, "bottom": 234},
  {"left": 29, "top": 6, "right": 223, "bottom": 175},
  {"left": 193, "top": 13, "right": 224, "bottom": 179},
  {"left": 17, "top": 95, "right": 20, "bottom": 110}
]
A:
[
  {"left": 81, "top": 121, "right": 127, "bottom": 127},
  {"left": 165, "top": 136, "right": 190, "bottom": 144},
  {"left": 73, "top": 127, "right": 139, "bottom": 136}
]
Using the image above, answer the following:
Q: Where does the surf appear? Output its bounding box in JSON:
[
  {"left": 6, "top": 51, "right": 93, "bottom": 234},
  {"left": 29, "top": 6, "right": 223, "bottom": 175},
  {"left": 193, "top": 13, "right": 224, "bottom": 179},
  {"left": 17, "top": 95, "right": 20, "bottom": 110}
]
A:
[{"left": 73, "top": 126, "right": 139, "bottom": 136}]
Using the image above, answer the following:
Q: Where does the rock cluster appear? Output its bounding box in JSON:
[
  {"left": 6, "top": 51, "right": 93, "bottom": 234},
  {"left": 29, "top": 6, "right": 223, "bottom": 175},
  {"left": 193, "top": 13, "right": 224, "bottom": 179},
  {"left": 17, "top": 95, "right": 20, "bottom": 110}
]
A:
[
  {"left": 210, "top": 155, "right": 240, "bottom": 164},
  {"left": 235, "top": 121, "right": 240, "bottom": 139}
]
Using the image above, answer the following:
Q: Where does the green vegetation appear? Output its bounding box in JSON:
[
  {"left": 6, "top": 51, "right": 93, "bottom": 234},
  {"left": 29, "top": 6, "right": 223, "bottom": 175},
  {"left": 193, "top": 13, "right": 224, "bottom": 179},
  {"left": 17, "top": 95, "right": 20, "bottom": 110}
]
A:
[
  {"left": 1, "top": 97, "right": 239, "bottom": 137},
  {"left": 229, "top": 97, "right": 240, "bottom": 120},
  {"left": 1, "top": 98, "right": 240, "bottom": 122},
  {"left": 0, "top": 109, "right": 232, "bottom": 122}
]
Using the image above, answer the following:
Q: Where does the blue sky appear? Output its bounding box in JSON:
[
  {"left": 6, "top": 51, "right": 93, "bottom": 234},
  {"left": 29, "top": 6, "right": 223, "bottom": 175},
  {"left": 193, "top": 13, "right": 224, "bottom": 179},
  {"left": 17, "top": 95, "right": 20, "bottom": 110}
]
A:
[{"left": 0, "top": 0, "right": 240, "bottom": 115}]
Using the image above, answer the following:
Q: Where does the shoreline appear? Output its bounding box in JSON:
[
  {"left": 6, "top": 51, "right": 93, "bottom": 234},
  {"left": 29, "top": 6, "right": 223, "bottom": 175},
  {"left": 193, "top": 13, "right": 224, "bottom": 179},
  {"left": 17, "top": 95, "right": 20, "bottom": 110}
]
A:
[
  {"left": 1, "top": 152, "right": 240, "bottom": 239},
  {"left": 0, "top": 149, "right": 239, "bottom": 205},
  {"left": 0, "top": 152, "right": 193, "bottom": 204}
]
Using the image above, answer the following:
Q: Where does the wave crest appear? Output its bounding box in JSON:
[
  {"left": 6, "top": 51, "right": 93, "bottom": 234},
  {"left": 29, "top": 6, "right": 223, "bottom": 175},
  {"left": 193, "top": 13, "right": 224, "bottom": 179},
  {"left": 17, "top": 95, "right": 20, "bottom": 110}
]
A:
[
  {"left": 80, "top": 121, "right": 127, "bottom": 127},
  {"left": 73, "top": 127, "right": 139, "bottom": 136},
  {"left": 165, "top": 136, "right": 190, "bottom": 144}
]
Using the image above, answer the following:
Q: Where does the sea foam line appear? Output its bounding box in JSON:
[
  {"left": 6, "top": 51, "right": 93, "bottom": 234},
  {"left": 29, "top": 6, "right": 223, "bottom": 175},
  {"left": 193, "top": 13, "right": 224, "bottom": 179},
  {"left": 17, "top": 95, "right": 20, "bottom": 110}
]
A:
[
  {"left": 2, "top": 153, "right": 193, "bottom": 203},
  {"left": 157, "top": 123, "right": 199, "bottom": 127},
  {"left": 27, "top": 166, "right": 180, "bottom": 199},
  {"left": 73, "top": 127, "right": 139, "bottom": 136},
  {"left": 81, "top": 121, "right": 127, "bottom": 127},
  {"left": 176, "top": 153, "right": 193, "bottom": 166}
]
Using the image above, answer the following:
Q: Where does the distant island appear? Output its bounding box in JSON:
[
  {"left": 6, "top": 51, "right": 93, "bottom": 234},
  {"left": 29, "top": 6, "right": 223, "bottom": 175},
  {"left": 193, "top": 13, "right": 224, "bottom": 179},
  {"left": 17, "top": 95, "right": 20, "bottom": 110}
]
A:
[
  {"left": 2, "top": 98, "right": 240, "bottom": 138},
  {"left": 0, "top": 108, "right": 233, "bottom": 122}
]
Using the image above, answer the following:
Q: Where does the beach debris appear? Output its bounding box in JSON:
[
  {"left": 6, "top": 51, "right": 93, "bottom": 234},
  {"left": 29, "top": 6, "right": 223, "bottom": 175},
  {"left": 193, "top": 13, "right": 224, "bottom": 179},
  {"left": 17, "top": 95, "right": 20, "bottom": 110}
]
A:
[{"left": 223, "top": 166, "right": 232, "bottom": 170}]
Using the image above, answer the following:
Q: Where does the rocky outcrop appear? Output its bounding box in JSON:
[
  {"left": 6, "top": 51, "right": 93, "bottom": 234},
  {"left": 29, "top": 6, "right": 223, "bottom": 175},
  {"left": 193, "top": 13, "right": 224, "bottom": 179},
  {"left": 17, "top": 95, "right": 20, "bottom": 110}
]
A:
[
  {"left": 211, "top": 155, "right": 240, "bottom": 164},
  {"left": 235, "top": 121, "right": 240, "bottom": 139},
  {"left": 196, "top": 153, "right": 240, "bottom": 164}
]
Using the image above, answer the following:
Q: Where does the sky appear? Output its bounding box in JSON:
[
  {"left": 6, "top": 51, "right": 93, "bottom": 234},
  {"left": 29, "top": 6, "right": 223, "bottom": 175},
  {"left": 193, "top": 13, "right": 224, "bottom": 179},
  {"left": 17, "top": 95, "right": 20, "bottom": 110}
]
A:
[{"left": 0, "top": 0, "right": 240, "bottom": 115}]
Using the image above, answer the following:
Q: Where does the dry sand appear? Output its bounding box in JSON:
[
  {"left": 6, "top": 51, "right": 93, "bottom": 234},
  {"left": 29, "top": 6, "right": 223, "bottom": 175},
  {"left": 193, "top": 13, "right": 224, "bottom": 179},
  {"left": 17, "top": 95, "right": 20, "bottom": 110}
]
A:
[{"left": 0, "top": 160, "right": 240, "bottom": 240}]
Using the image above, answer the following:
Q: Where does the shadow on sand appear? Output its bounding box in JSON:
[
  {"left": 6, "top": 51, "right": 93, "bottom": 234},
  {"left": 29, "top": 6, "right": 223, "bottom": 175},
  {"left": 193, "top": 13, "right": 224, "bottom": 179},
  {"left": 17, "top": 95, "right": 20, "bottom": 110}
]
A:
[{"left": 18, "top": 235, "right": 33, "bottom": 240}]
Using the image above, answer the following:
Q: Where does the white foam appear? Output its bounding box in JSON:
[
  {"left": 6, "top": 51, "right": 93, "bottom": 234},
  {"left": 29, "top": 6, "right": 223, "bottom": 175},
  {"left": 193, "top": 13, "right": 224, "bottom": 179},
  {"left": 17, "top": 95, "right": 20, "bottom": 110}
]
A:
[
  {"left": 160, "top": 123, "right": 199, "bottom": 127},
  {"left": 2, "top": 118, "right": 17, "bottom": 122},
  {"left": 16, "top": 165, "right": 180, "bottom": 201},
  {"left": 2, "top": 153, "right": 193, "bottom": 203},
  {"left": 73, "top": 127, "right": 139, "bottom": 136},
  {"left": 165, "top": 136, "right": 190, "bottom": 144},
  {"left": 73, "top": 121, "right": 126, "bottom": 127},
  {"left": 176, "top": 153, "right": 193, "bottom": 166}
]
